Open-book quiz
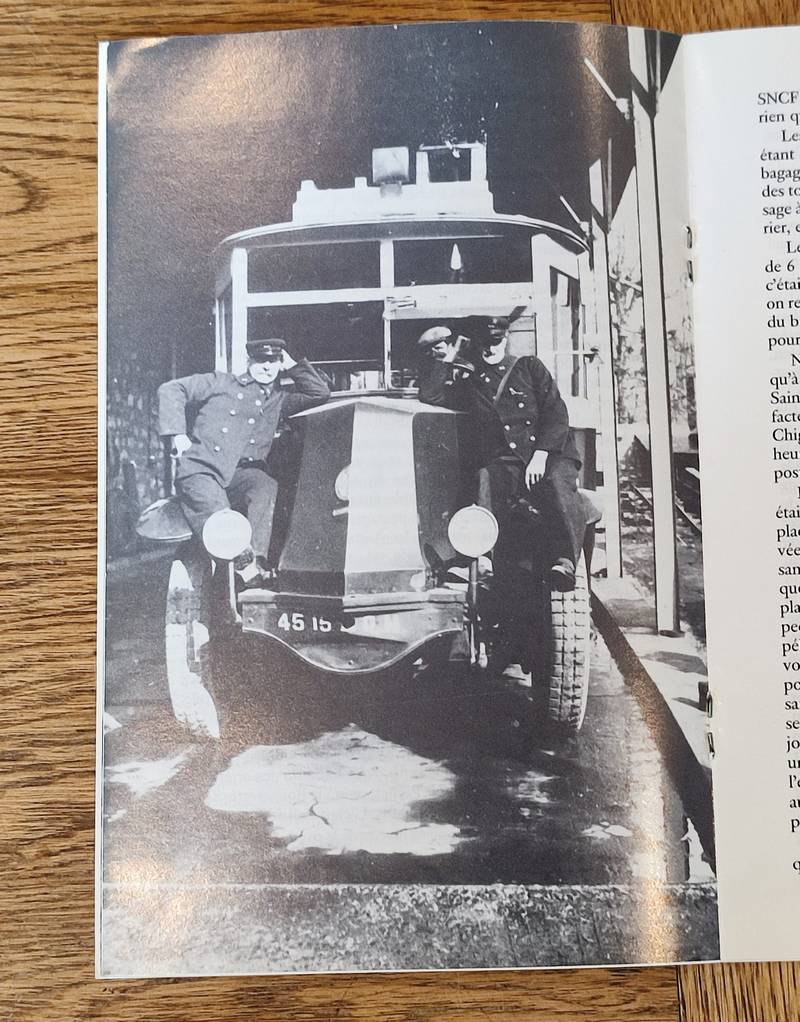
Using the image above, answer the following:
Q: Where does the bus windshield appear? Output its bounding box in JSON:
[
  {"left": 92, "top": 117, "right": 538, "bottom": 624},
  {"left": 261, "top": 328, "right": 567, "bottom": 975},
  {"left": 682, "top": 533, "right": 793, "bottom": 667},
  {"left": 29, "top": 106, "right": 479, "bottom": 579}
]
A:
[{"left": 246, "top": 305, "right": 499, "bottom": 394}]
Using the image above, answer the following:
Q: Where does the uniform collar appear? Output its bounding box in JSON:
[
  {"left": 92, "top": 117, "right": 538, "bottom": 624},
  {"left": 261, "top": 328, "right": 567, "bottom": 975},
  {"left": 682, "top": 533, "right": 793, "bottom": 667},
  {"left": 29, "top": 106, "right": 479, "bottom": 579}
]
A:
[
  {"left": 480, "top": 355, "right": 512, "bottom": 377},
  {"left": 235, "top": 372, "right": 278, "bottom": 396}
]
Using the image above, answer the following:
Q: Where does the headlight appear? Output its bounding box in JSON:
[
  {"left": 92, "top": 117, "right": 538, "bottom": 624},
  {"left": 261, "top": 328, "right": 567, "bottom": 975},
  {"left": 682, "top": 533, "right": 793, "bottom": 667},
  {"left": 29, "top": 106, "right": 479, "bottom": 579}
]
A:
[
  {"left": 334, "top": 465, "right": 350, "bottom": 502},
  {"left": 201, "top": 508, "right": 252, "bottom": 560},
  {"left": 447, "top": 504, "right": 499, "bottom": 558}
]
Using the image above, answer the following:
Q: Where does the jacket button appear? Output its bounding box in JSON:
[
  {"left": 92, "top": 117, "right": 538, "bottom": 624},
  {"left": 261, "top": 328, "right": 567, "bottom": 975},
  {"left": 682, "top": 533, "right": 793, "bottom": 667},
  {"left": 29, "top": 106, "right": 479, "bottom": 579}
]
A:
[
  {"left": 530, "top": 435, "right": 536, "bottom": 442},
  {"left": 504, "top": 424, "right": 510, "bottom": 431},
  {"left": 248, "top": 417, "right": 255, "bottom": 424},
  {"left": 525, "top": 420, "right": 532, "bottom": 426},
  {"left": 229, "top": 409, "right": 236, "bottom": 416},
  {"left": 221, "top": 427, "right": 228, "bottom": 433},
  {"left": 255, "top": 399, "right": 262, "bottom": 406},
  {"left": 249, "top": 438, "right": 255, "bottom": 445},
  {"left": 518, "top": 402, "right": 525, "bottom": 408},
  {"left": 509, "top": 441, "right": 517, "bottom": 449},
  {"left": 213, "top": 445, "right": 221, "bottom": 452},
  {"left": 237, "top": 393, "right": 244, "bottom": 400}
]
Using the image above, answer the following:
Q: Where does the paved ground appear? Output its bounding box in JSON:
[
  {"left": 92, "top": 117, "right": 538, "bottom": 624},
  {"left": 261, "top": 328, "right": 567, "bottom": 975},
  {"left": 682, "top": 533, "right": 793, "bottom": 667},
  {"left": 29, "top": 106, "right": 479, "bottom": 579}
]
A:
[{"left": 99, "top": 551, "right": 718, "bottom": 975}]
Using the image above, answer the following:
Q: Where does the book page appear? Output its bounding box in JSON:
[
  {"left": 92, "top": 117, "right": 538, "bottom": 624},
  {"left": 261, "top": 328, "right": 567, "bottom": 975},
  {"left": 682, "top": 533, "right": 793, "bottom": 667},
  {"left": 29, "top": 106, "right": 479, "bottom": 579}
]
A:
[
  {"left": 97, "top": 21, "right": 719, "bottom": 977},
  {"left": 686, "top": 24, "right": 800, "bottom": 962}
]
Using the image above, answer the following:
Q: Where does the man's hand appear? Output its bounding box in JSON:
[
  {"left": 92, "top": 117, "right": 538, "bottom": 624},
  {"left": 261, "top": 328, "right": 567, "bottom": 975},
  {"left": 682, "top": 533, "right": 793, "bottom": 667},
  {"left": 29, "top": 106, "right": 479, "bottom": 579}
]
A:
[
  {"left": 442, "top": 336, "right": 467, "bottom": 363},
  {"left": 170, "top": 433, "right": 192, "bottom": 458},
  {"left": 451, "top": 361, "right": 475, "bottom": 382},
  {"left": 525, "top": 449, "right": 548, "bottom": 488},
  {"left": 279, "top": 350, "right": 298, "bottom": 371}
]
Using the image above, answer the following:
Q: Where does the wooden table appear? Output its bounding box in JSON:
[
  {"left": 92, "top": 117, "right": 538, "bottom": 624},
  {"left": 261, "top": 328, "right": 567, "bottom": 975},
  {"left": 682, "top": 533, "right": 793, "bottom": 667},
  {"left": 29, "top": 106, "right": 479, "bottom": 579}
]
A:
[{"left": 2, "top": 1, "right": 799, "bottom": 1018}]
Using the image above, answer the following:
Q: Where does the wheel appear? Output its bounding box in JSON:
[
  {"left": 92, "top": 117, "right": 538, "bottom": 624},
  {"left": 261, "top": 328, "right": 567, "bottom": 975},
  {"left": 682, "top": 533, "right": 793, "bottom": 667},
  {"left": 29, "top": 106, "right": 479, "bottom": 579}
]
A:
[
  {"left": 544, "top": 556, "right": 591, "bottom": 733},
  {"left": 164, "top": 542, "right": 222, "bottom": 738}
]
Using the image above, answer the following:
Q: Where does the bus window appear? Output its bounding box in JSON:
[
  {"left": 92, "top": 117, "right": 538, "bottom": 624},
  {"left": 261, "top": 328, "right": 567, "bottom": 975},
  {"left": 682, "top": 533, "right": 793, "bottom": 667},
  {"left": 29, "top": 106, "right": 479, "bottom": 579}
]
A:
[
  {"left": 393, "top": 236, "right": 532, "bottom": 287},
  {"left": 388, "top": 318, "right": 477, "bottom": 389},
  {"left": 248, "top": 242, "right": 380, "bottom": 293},
  {"left": 550, "top": 269, "right": 586, "bottom": 399},
  {"left": 247, "top": 302, "right": 385, "bottom": 390}
]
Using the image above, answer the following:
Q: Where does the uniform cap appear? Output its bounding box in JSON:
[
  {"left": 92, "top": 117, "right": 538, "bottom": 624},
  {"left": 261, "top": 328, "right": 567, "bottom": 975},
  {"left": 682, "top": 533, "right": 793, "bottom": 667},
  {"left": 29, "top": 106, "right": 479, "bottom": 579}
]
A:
[
  {"left": 246, "top": 338, "right": 287, "bottom": 359},
  {"left": 475, "top": 316, "right": 510, "bottom": 345},
  {"left": 417, "top": 326, "right": 453, "bottom": 349},
  {"left": 486, "top": 316, "right": 510, "bottom": 332},
  {"left": 485, "top": 307, "right": 524, "bottom": 334}
]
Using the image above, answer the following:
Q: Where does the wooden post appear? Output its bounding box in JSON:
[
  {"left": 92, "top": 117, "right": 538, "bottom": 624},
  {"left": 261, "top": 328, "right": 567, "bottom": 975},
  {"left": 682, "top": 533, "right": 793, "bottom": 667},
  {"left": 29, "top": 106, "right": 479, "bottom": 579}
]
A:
[
  {"left": 589, "top": 157, "right": 622, "bottom": 580},
  {"left": 628, "top": 28, "right": 680, "bottom": 635}
]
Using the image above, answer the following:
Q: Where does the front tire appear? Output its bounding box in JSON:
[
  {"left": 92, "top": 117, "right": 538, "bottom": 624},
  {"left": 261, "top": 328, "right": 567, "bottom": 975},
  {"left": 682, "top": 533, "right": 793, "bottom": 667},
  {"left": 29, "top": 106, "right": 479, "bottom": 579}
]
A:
[
  {"left": 164, "top": 543, "right": 222, "bottom": 738},
  {"left": 545, "top": 557, "right": 591, "bottom": 733}
]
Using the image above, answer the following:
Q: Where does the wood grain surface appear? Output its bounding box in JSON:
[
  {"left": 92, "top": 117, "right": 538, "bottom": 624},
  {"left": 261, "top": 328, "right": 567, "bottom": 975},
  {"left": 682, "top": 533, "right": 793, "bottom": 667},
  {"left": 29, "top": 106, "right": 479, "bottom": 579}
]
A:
[{"left": 1, "top": 1, "right": 798, "bottom": 1019}]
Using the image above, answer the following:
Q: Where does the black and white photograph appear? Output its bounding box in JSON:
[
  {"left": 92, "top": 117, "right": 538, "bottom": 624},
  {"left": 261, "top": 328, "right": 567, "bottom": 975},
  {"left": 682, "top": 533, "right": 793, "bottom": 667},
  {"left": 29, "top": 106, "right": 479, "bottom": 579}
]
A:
[{"left": 98, "top": 21, "right": 718, "bottom": 977}]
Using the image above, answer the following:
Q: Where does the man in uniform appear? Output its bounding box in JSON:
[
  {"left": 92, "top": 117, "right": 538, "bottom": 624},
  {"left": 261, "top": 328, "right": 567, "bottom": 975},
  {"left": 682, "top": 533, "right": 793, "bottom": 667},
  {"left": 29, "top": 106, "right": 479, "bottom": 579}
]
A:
[
  {"left": 416, "top": 324, "right": 505, "bottom": 473},
  {"left": 417, "top": 318, "right": 585, "bottom": 591},
  {"left": 158, "top": 338, "right": 330, "bottom": 582}
]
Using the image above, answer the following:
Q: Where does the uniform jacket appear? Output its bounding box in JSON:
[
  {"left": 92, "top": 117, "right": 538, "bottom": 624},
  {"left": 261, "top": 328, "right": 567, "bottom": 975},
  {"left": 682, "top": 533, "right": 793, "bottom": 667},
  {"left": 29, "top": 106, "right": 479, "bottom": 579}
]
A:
[
  {"left": 158, "top": 359, "right": 330, "bottom": 487},
  {"left": 418, "top": 354, "right": 580, "bottom": 467}
]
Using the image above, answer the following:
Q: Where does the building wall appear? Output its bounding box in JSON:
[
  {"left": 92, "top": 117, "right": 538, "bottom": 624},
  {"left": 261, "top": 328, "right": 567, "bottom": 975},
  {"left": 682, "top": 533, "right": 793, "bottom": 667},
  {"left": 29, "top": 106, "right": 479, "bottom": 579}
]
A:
[{"left": 106, "top": 349, "right": 168, "bottom": 556}]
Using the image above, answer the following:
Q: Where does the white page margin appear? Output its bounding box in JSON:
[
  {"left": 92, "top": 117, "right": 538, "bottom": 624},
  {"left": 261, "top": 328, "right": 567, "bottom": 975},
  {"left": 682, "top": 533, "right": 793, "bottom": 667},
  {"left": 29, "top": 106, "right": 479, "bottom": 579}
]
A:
[{"left": 686, "top": 24, "right": 800, "bottom": 962}]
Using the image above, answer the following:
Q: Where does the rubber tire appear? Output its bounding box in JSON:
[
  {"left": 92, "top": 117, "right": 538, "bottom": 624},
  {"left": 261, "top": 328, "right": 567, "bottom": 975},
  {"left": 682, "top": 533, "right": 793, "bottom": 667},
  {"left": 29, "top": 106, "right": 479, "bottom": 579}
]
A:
[
  {"left": 164, "top": 543, "right": 222, "bottom": 739},
  {"left": 545, "top": 556, "right": 591, "bottom": 733}
]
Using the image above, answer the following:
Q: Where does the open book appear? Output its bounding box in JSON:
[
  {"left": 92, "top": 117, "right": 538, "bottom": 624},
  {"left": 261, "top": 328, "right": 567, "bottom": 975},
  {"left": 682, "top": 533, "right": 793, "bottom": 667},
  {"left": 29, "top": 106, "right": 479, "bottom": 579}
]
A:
[{"left": 97, "top": 19, "right": 800, "bottom": 976}]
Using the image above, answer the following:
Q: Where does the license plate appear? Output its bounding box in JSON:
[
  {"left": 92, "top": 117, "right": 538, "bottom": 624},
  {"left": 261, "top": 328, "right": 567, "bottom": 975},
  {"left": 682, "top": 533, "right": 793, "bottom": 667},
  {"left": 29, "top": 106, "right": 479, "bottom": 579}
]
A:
[{"left": 275, "top": 610, "right": 337, "bottom": 635}]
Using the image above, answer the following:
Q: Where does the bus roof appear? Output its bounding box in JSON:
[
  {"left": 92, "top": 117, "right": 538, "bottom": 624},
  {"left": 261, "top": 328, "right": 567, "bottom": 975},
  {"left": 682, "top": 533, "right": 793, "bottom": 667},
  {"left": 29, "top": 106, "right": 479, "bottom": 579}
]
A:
[{"left": 215, "top": 213, "right": 587, "bottom": 261}]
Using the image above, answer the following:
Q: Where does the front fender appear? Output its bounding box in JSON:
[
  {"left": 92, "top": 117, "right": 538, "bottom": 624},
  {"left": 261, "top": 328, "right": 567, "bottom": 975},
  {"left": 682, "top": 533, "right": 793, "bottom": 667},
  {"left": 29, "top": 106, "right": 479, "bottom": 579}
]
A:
[{"left": 238, "top": 588, "right": 466, "bottom": 674}]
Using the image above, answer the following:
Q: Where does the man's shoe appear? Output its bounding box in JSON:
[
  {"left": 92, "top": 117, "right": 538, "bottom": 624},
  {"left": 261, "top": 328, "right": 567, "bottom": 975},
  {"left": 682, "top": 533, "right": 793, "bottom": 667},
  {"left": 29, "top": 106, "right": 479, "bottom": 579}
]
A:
[
  {"left": 235, "top": 566, "right": 275, "bottom": 590},
  {"left": 232, "top": 546, "right": 256, "bottom": 572},
  {"left": 503, "top": 662, "right": 532, "bottom": 684},
  {"left": 232, "top": 546, "right": 271, "bottom": 588},
  {"left": 549, "top": 558, "right": 576, "bottom": 592}
]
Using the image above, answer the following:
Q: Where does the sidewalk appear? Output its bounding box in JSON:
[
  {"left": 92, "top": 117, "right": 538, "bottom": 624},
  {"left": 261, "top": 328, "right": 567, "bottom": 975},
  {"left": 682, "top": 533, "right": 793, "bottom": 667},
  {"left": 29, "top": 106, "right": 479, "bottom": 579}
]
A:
[
  {"left": 590, "top": 570, "right": 715, "bottom": 868},
  {"left": 592, "top": 574, "right": 709, "bottom": 766}
]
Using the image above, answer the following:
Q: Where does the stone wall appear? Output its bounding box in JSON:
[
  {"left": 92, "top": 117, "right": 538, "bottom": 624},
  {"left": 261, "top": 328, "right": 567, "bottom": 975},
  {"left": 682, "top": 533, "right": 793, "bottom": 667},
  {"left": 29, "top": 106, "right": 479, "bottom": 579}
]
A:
[{"left": 106, "top": 351, "right": 167, "bottom": 557}]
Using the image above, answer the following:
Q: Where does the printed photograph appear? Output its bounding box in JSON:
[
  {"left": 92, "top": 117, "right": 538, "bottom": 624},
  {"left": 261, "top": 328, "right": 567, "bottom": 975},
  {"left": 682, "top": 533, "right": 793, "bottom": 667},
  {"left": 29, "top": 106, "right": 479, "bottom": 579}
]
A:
[{"left": 99, "top": 22, "right": 718, "bottom": 976}]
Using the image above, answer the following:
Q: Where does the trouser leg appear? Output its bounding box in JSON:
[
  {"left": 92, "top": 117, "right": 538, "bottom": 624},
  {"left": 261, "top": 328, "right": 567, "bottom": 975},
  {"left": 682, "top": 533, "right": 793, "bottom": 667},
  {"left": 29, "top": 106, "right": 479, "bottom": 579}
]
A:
[
  {"left": 176, "top": 468, "right": 278, "bottom": 561},
  {"left": 226, "top": 467, "right": 278, "bottom": 560},
  {"left": 175, "top": 472, "right": 230, "bottom": 540},
  {"left": 536, "top": 456, "right": 586, "bottom": 565},
  {"left": 478, "top": 455, "right": 585, "bottom": 567},
  {"left": 476, "top": 457, "right": 522, "bottom": 517}
]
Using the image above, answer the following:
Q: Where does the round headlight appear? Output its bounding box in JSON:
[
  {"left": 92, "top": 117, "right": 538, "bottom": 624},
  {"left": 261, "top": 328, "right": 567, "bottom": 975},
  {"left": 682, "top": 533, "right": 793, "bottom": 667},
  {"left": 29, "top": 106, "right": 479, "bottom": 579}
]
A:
[
  {"left": 334, "top": 465, "right": 350, "bottom": 502},
  {"left": 447, "top": 505, "right": 499, "bottom": 558},
  {"left": 201, "top": 508, "right": 252, "bottom": 561}
]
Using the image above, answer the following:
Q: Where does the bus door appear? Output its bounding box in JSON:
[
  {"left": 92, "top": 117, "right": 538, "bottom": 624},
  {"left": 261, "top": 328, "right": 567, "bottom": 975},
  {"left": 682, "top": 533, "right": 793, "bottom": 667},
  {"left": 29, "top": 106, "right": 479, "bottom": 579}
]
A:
[{"left": 531, "top": 234, "right": 599, "bottom": 485}]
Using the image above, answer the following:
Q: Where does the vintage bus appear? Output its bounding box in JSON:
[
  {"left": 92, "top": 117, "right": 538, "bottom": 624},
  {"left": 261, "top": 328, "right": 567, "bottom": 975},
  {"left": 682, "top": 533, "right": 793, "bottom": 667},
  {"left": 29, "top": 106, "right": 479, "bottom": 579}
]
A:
[{"left": 143, "top": 143, "right": 603, "bottom": 741}]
